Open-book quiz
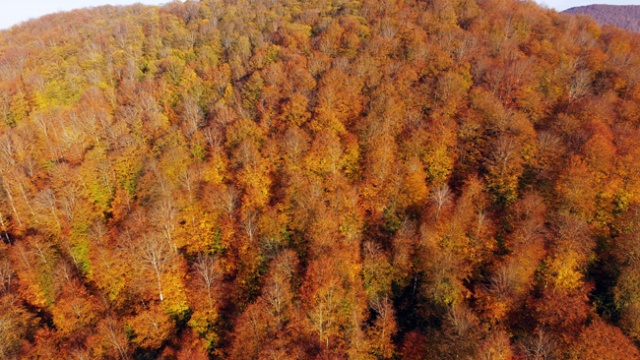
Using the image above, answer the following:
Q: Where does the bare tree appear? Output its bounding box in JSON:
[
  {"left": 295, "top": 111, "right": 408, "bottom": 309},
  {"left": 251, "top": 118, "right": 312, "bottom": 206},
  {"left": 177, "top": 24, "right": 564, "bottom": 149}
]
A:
[
  {"left": 264, "top": 276, "right": 285, "bottom": 313},
  {"left": 138, "top": 235, "right": 172, "bottom": 301},
  {"left": 182, "top": 95, "right": 205, "bottom": 138},
  {"left": 0, "top": 295, "right": 27, "bottom": 359},
  {"left": 0, "top": 136, "right": 25, "bottom": 226},
  {"left": 431, "top": 184, "right": 451, "bottom": 219},
  {"left": 217, "top": 185, "right": 239, "bottom": 217},
  {"left": 151, "top": 198, "right": 177, "bottom": 252},
  {"left": 518, "top": 329, "right": 556, "bottom": 360},
  {"left": 58, "top": 182, "right": 80, "bottom": 225},
  {"left": 487, "top": 262, "right": 517, "bottom": 300},
  {"left": 491, "top": 136, "right": 518, "bottom": 174},
  {"left": 370, "top": 295, "right": 395, "bottom": 354},
  {"left": 259, "top": 252, "right": 297, "bottom": 325},
  {"left": 36, "top": 188, "right": 60, "bottom": 229},
  {"left": 449, "top": 305, "right": 474, "bottom": 336},
  {"left": 568, "top": 69, "right": 591, "bottom": 103},
  {"left": 100, "top": 318, "right": 131, "bottom": 360},
  {"left": 0, "top": 178, "right": 21, "bottom": 227},
  {"left": 194, "top": 253, "right": 220, "bottom": 306},
  {"left": 178, "top": 165, "right": 202, "bottom": 202},
  {"left": 0, "top": 259, "right": 12, "bottom": 294},
  {"left": 242, "top": 210, "right": 259, "bottom": 243},
  {"left": 203, "top": 127, "right": 222, "bottom": 149}
]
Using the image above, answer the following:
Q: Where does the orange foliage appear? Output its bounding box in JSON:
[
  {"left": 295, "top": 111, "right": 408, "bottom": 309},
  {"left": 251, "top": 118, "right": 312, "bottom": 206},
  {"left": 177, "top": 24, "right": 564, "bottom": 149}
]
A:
[{"left": 1, "top": 0, "right": 640, "bottom": 357}]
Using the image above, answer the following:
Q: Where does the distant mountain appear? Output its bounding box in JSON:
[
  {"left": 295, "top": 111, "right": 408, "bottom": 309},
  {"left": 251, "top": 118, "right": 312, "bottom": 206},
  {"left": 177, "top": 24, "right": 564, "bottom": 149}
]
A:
[{"left": 564, "top": 4, "right": 640, "bottom": 32}]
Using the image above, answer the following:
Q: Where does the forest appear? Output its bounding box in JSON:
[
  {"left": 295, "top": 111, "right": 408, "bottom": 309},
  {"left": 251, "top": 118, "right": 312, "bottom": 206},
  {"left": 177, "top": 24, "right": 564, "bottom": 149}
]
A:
[{"left": 1, "top": 0, "right": 640, "bottom": 358}]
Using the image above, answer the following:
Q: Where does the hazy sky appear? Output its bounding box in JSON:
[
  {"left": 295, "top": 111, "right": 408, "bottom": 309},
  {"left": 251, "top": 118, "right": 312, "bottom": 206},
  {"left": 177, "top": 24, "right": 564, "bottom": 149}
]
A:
[{"left": 1, "top": 0, "right": 640, "bottom": 30}]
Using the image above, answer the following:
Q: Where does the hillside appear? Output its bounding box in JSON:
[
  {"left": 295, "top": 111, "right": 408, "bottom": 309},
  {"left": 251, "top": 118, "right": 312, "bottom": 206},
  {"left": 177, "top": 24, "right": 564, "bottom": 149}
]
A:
[
  {"left": 564, "top": 4, "right": 640, "bottom": 32},
  {"left": 2, "top": 0, "right": 640, "bottom": 358}
]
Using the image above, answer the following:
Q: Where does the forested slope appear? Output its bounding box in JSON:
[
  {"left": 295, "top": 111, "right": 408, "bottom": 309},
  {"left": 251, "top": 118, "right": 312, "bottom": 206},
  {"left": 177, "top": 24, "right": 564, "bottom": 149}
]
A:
[{"left": 2, "top": 0, "right": 640, "bottom": 358}]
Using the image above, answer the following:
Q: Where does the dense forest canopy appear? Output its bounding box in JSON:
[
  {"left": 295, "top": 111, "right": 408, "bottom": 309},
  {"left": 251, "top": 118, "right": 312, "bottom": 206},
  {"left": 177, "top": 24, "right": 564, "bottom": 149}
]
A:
[{"left": 2, "top": 0, "right": 640, "bottom": 358}]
